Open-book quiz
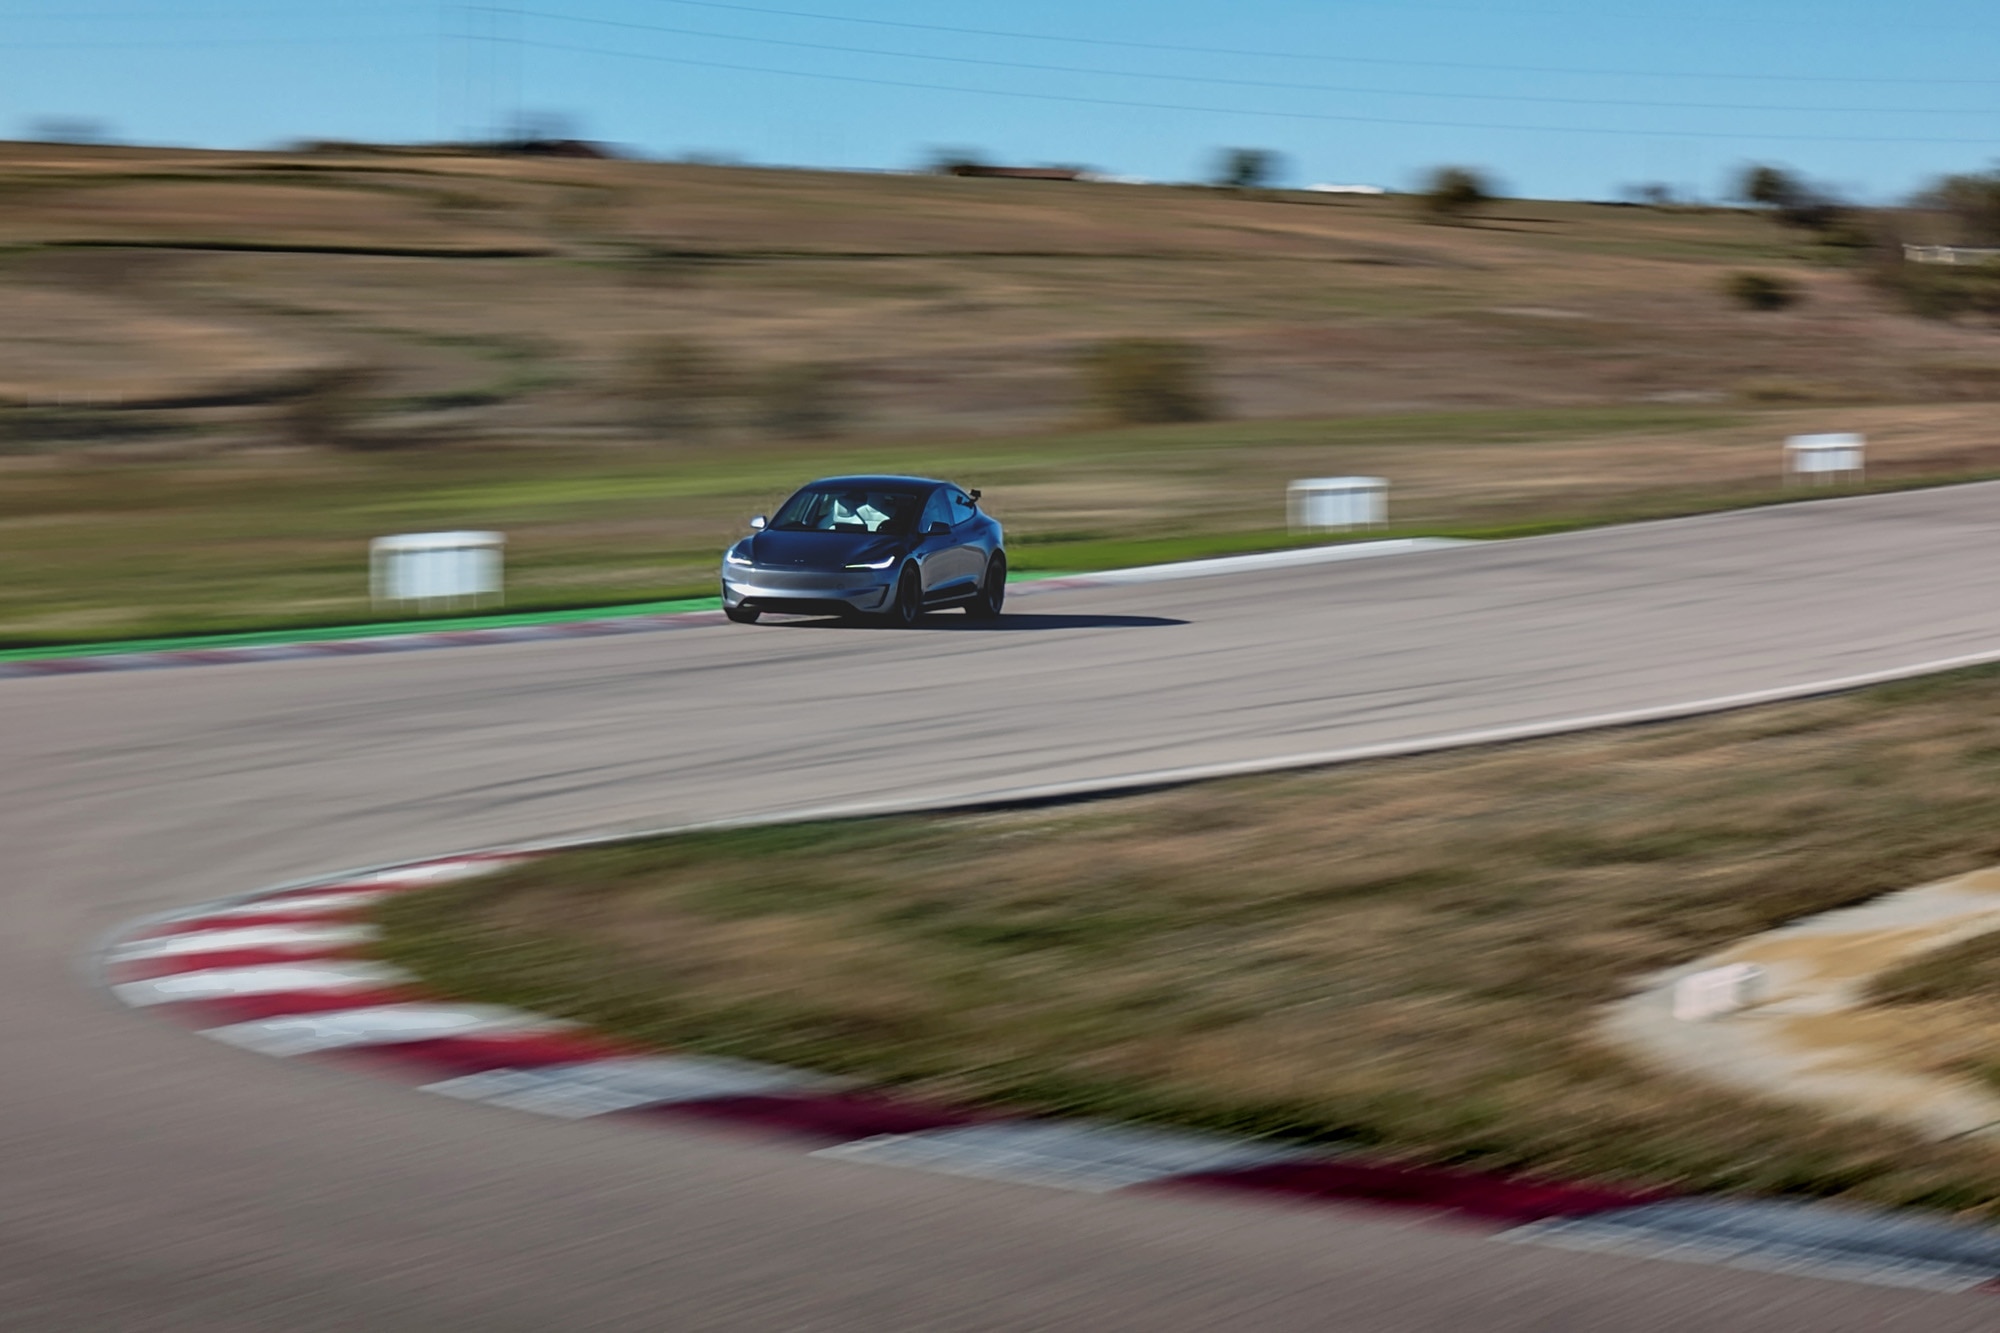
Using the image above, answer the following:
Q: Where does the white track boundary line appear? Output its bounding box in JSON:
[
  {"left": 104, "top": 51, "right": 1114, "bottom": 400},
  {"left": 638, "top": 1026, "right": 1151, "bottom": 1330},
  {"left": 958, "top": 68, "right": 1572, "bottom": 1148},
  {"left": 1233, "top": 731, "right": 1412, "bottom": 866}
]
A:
[
  {"left": 89, "top": 642, "right": 2000, "bottom": 994},
  {"left": 1027, "top": 537, "right": 1472, "bottom": 586},
  {"left": 473, "top": 641, "right": 2000, "bottom": 859}
]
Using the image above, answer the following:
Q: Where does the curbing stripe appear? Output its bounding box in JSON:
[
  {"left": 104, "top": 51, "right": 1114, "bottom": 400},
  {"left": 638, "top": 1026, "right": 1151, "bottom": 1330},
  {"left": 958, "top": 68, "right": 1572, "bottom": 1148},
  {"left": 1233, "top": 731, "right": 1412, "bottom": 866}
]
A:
[
  {"left": 109, "top": 923, "right": 377, "bottom": 962},
  {"left": 1500, "top": 1200, "right": 2000, "bottom": 1294},
  {"left": 96, "top": 852, "right": 2000, "bottom": 1291},
  {"left": 200, "top": 1002, "right": 575, "bottom": 1057},
  {"left": 422, "top": 1055, "right": 837, "bottom": 1119},
  {"left": 112, "top": 959, "right": 414, "bottom": 1006},
  {"left": 814, "top": 1122, "right": 1309, "bottom": 1194}
]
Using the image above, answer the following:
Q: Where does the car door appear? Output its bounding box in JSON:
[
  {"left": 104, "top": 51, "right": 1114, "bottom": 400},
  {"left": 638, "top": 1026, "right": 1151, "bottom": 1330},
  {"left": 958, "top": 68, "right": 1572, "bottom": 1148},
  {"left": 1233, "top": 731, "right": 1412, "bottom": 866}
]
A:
[
  {"left": 915, "top": 488, "right": 961, "bottom": 597},
  {"left": 945, "top": 488, "right": 986, "bottom": 589}
]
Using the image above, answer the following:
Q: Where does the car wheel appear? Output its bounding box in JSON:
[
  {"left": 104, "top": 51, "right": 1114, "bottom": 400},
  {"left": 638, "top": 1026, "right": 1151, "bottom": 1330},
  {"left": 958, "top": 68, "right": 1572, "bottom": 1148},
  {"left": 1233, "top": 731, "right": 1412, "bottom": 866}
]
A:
[
  {"left": 885, "top": 563, "right": 924, "bottom": 627},
  {"left": 724, "top": 604, "right": 760, "bottom": 624},
  {"left": 965, "top": 552, "right": 1006, "bottom": 618}
]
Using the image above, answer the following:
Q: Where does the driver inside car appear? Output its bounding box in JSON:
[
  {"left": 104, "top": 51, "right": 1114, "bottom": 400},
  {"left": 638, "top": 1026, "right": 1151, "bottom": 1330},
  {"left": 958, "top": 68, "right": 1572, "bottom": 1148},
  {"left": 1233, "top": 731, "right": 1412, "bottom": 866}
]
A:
[{"left": 838, "top": 493, "right": 908, "bottom": 533}]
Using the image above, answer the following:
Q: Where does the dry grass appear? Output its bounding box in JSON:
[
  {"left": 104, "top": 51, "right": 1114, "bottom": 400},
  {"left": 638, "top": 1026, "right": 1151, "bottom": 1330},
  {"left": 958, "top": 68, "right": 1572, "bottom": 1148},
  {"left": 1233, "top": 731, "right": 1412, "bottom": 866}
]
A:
[
  {"left": 383, "top": 665, "right": 2000, "bottom": 1215},
  {"left": 5, "top": 142, "right": 2000, "bottom": 643},
  {"left": 1870, "top": 925, "right": 2000, "bottom": 1094},
  {"left": 2, "top": 141, "right": 1998, "bottom": 442},
  {"left": 5, "top": 401, "right": 1998, "bottom": 646},
  {"left": 1876, "top": 935, "right": 2000, "bottom": 1008}
]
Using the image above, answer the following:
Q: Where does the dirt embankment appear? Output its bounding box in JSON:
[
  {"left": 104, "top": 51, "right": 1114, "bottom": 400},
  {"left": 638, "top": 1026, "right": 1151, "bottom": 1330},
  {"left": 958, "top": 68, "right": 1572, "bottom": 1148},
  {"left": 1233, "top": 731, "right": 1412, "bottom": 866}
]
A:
[{"left": 2, "top": 142, "right": 1996, "bottom": 449}]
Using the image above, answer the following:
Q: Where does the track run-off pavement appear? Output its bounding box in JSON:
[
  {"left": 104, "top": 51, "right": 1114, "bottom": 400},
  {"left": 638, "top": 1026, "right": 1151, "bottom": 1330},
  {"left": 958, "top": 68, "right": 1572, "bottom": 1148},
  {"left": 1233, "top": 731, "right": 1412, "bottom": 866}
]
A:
[{"left": 8, "top": 483, "right": 2000, "bottom": 1332}]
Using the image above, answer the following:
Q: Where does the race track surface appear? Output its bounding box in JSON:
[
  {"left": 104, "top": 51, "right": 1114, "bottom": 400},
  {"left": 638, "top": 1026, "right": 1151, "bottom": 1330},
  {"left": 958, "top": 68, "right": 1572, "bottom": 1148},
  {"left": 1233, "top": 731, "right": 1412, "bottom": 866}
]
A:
[{"left": 7, "top": 483, "right": 2000, "bottom": 1331}]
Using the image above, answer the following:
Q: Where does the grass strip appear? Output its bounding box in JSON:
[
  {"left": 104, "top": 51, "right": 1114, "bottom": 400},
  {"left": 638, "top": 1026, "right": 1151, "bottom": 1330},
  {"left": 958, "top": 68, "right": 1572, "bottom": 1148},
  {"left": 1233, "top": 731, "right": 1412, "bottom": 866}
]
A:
[
  {"left": 0, "top": 401, "right": 1949, "bottom": 651},
  {"left": 11, "top": 465, "right": 2000, "bottom": 659},
  {"left": 1874, "top": 935, "right": 2000, "bottom": 1009},
  {"left": 379, "top": 663, "right": 2000, "bottom": 1216},
  {"left": 0, "top": 596, "right": 721, "bottom": 662},
  {"left": 1867, "top": 917, "right": 2000, "bottom": 1097}
]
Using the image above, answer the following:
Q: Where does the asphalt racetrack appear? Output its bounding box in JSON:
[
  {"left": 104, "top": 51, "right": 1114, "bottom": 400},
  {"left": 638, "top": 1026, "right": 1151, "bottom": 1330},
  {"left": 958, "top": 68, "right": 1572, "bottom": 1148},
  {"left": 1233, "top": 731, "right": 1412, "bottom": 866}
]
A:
[{"left": 9, "top": 483, "right": 2000, "bottom": 1331}]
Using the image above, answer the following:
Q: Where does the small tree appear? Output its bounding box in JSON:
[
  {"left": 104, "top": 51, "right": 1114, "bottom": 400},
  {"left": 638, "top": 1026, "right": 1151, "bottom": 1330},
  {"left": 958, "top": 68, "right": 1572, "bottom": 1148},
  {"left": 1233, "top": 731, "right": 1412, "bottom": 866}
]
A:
[
  {"left": 1929, "top": 170, "right": 2000, "bottom": 246},
  {"left": 625, "top": 337, "right": 737, "bottom": 434},
  {"left": 1215, "top": 148, "right": 1279, "bottom": 192},
  {"left": 1082, "top": 338, "right": 1215, "bottom": 425},
  {"left": 1722, "top": 272, "right": 1801, "bottom": 311},
  {"left": 282, "top": 365, "right": 379, "bottom": 447},
  {"left": 1867, "top": 221, "right": 2000, "bottom": 322},
  {"left": 927, "top": 146, "right": 988, "bottom": 177},
  {"left": 1419, "top": 166, "right": 1494, "bottom": 221},
  {"left": 1736, "top": 163, "right": 1846, "bottom": 232},
  {"left": 1738, "top": 163, "right": 1803, "bottom": 210}
]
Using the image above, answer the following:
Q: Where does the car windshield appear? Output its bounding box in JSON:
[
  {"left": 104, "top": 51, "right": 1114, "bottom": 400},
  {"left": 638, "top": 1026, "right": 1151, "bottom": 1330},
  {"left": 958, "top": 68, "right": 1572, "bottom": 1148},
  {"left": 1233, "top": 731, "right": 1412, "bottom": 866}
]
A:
[{"left": 769, "top": 487, "right": 922, "bottom": 535}]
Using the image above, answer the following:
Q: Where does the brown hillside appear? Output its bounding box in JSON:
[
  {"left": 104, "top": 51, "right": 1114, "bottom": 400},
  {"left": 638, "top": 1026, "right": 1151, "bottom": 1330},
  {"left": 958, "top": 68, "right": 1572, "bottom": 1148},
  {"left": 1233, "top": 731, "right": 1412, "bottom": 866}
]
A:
[{"left": 1, "top": 140, "right": 1993, "bottom": 449}]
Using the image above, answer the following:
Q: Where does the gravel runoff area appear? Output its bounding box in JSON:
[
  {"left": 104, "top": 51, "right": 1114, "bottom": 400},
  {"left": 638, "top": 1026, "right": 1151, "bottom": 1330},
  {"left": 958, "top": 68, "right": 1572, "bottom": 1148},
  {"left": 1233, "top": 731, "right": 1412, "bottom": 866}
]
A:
[
  {"left": 378, "top": 662, "right": 2000, "bottom": 1220},
  {"left": 1608, "top": 870, "right": 2000, "bottom": 1142}
]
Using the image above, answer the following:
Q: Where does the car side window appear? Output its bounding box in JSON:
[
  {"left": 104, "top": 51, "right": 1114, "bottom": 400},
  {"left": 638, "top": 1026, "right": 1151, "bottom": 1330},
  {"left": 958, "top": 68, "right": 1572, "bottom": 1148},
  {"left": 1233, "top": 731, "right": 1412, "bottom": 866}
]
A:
[
  {"left": 921, "top": 488, "right": 954, "bottom": 533},
  {"left": 948, "top": 489, "right": 977, "bottom": 526}
]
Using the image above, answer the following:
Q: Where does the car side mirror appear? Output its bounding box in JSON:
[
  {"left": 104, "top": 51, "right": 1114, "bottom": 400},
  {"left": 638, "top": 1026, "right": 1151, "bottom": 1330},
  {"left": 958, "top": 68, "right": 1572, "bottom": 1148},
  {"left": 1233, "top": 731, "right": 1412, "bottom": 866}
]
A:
[
  {"left": 968, "top": 489, "right": 981, "bottom": 502},
  {"left": 926, "top": 521, "right": 951, "bottom": 536},
  {"left": 750, "top": 515, "right": 767, "bottom": 530}
]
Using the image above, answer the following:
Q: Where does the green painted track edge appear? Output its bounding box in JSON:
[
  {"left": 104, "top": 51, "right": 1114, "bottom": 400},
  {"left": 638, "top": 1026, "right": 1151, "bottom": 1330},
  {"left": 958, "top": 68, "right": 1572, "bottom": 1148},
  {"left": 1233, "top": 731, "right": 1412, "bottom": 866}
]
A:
[{"left": 0, "top": 572, "right": 1084, "bottom": 663}]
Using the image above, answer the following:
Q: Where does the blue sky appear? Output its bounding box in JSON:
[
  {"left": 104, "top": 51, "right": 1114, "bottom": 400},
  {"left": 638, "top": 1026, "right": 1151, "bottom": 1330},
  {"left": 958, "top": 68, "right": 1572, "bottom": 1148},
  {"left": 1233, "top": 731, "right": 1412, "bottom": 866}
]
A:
[{"left": 5, "top": 0, "right": 1997, "bottom": 201}]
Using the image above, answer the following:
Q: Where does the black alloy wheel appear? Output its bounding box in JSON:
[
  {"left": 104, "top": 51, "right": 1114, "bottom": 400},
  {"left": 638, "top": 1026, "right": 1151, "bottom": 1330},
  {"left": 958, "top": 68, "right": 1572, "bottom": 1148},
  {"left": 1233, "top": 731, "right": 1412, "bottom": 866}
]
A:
[
  {"left": 887, "top": 563, "right": 925, "bottom": 627},
  {"left": 966, "top": 552, "right": 1006, "bottom": 618}
]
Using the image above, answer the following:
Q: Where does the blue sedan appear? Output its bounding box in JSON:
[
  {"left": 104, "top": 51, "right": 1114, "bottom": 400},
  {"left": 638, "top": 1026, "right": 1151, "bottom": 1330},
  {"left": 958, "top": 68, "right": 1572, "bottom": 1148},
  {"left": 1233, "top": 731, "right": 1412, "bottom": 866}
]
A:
[{"left": 721, "top": 475, "right": 1006, "bottom": 626}]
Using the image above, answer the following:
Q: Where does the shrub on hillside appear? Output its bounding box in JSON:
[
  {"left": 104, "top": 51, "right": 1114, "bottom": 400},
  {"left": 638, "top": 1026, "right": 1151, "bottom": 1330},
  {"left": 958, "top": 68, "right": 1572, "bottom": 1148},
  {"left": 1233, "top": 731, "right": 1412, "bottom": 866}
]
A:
[
  {"left": 1737, "top": 163, "right": 1803, "bottom": 210},
  {"left": 1081, "top": 338, "right": 1216, "bottom": 425},
  {"left": 1418, "top": 166, "right": 1494, "bottom": 221},
  {"left": 1875, "top": 260, "right": 2000, "bottom": 321},
  {"left": 1924, "top": 170, "right": 2000, "bottom": 246},
  {"left": 282, "top": 366, "right": 380, "bottom": 447},
  {"left": 1723, "top": 272, "right": 1801, "bottom": 311},
  {"left": 926, "top": 147, "right": 987, "bottom": 176},
  {"left": 1860, "top": 218, "right": 2000, "bottom": 322},
  {"left": 625, "top": 337, "right": 738, "bottom": 434},
  {"left": 1734, "top": 162, "right": 1849, "bottom": 232},
  {"left": 1215, "top": 148, "right": 1280, "bottom": 192}
]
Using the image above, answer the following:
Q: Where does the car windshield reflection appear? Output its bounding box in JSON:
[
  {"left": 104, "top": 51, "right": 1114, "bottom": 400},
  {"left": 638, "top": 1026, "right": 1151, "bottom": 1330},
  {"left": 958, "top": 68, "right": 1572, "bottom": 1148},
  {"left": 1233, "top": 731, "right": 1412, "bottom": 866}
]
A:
[{"left": 770, "top": 489, "right": 922, "bottom": 535}]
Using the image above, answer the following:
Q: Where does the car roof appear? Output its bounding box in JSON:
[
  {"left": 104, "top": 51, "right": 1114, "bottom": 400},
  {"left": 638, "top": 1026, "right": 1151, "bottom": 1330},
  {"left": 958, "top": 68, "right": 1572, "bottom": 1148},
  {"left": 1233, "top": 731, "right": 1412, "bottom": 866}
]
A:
[{"left": 799, "top": 474, "right": 950, "bottom": 491}]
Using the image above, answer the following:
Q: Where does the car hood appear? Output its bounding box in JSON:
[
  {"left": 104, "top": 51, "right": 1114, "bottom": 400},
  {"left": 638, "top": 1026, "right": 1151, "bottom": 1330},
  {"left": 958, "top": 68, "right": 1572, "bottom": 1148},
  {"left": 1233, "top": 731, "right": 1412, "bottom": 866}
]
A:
[{"left": 744, "top": 529, "right": 903, "bottom": 569}]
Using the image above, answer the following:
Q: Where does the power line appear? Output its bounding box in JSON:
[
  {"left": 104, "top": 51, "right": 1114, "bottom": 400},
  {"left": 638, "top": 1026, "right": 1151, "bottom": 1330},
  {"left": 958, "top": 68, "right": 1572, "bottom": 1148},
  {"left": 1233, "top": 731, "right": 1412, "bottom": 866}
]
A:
[
  {"left": 505, "top": 7, "right": 2000, "bottom": 117},
  {"left": 4, "top": 4, "right": 415, "bottom": 15},
  {"left": 2, "top": 35, "right": 415, "bottom": 50},
  {"left": 502, "top": 33, "right": 2000, "bottom": 145},
  {"left": 570, "top": 0, "right": 2000, "bottom": 88}
]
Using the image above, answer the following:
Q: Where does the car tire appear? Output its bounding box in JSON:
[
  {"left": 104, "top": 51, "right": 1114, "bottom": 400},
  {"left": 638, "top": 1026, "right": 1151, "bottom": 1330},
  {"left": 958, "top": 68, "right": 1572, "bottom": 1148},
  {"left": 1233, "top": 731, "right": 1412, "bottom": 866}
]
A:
[
  {"left": 724, "top": 604, "right": 760, "bottom": 624},
  {"left": 885, "top": 563, "right": 924, "bottom": 628},
  {"left": 965, "top": 552, "right": 1006, "bottom": 618}
]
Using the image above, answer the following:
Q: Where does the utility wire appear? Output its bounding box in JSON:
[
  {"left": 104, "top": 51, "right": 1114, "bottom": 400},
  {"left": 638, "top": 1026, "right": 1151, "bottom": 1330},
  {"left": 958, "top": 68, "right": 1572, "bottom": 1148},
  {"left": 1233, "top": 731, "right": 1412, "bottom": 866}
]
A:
[
  {"left": 499, "top": 33, "right": 2000, "bottom": 144},
  {"left": 2, "top": 35, "right": 416, "bottom": 50},
  {"left": 566, "top": 0, "right": 2000, "bottom": 88},
  {"left": 507, "top": 7, "right": 2000, "bottom": 116}
]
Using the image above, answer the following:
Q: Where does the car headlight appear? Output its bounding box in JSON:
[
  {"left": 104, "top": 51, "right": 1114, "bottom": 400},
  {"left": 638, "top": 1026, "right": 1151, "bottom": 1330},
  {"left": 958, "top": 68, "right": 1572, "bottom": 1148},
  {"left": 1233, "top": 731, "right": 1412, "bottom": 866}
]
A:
[
  {"left": 725, "top": 546, "right": 754, "bottom": 567},
  {"left": 844, "top": 555, "right": 898, "bottom": 570}
]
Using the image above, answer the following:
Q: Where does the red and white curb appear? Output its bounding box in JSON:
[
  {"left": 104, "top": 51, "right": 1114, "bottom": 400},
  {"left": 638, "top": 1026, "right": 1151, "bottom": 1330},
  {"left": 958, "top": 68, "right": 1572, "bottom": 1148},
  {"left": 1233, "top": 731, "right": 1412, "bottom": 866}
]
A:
[{"left": 97, "top": 850, "right": 2000, "bottom": 1294}]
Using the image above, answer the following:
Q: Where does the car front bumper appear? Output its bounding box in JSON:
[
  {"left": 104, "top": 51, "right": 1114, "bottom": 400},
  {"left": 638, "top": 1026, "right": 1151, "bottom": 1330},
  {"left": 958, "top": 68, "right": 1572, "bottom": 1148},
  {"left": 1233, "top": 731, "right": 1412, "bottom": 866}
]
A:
[{"left": 721, "top": 564, "right": 896, "bottom": 615}]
